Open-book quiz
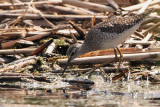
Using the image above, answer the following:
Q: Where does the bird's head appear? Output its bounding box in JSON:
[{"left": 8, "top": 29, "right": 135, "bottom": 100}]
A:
[
  {"left": 66, "top": 43, "right": 82, "bottom": 61},
  {"left": 62, "top": 43, "right": 82, "bottom": 74}
]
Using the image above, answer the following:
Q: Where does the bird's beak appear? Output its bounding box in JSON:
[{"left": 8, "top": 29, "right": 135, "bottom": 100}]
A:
[{"left": 62, "top": 56, "right": 72, "bottom": 75}]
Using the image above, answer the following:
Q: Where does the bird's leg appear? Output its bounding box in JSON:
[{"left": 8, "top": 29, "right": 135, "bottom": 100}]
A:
[
  {"left": 115, "top": 47, "right": 123, "bottom": 74},
  {"left": 86, "top": 48, "right": 118, "bottom": 76},
  {"left": 113, "top": 48, "right": 118, "bottom": 60},
  {"left": 99, "top": 67, "right": 109, "bottom": 80}
]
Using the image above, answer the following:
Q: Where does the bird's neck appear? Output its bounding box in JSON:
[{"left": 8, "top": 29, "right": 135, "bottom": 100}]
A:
[{"left": 78, "top": 43, "right": 91, "bottom": 57}]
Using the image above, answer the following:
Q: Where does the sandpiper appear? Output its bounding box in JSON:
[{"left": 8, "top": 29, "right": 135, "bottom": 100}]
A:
[{"left": 63, "top": 9, "right": 153, "bottom": 74}]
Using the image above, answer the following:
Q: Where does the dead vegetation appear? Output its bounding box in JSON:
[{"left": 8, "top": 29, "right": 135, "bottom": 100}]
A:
[{"left": 0, "top": 0, "right": 160, "bottom": 106}]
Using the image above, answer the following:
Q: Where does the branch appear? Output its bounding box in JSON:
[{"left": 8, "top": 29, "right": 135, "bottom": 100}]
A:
[
  {"left": 0, "top": 1, "right": 62, "bottom": 7},
  {"left": 124, "top": 0, "right": 160, "bottom": 11},
  {"left": 0, "top": 13, "right": 109, "bottom": 20},
  {"left": 58, "top": 52, "right": 160, "bottom": 65},
  {"left": 69, "top": 21, "right": 85, "bottom": 39},
  {"left": 0, "top": 48, "right": 36, "bottom": 55},
  {"left": 62, "top": 0, "right": 115, "bottom": 12},
  {"left": 0, "top": 56, "right": 38, "bottom": 72}
]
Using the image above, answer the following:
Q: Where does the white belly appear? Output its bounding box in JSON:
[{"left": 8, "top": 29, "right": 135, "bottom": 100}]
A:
[{"left": 101, "top": 23, "right": 140, "bottom": 49}]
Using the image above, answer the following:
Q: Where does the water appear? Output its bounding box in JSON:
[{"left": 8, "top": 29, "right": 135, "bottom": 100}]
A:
[{"left": 0, "top": 79, "right": 160, "bottom": 107}]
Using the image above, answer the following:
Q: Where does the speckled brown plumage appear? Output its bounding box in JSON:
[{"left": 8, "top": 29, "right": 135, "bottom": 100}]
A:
[
  {"left": 65, "top": 9, "right": 153, "bottom": 63},
  {"left": 93, "top": 9, "right": 152, "bottom": 34},
  {"left": 93, "top": 16, "right": 141, "bottom": 34},
  {"left": 62, "top": 9, "right": 153, "bottom": 74},
  {"left": 80, "top": 9, "right": 152, "bottom": 54}
]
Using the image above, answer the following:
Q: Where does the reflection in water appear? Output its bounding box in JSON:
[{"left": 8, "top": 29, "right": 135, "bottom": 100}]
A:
[{"left": 0, "top": 81, "right": 160, "bottom": 107}]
